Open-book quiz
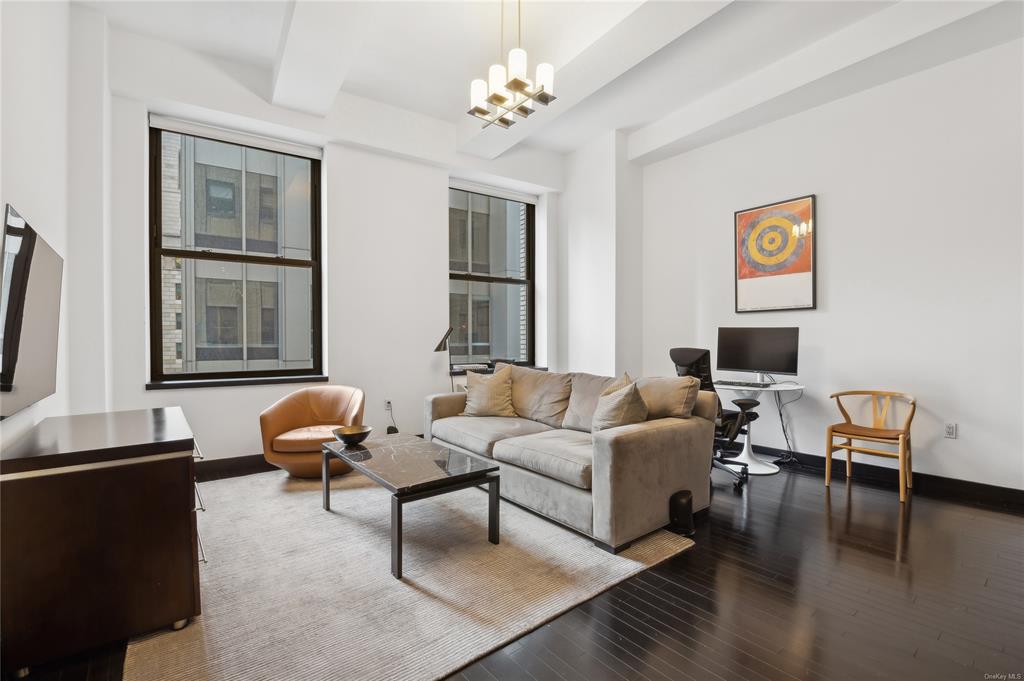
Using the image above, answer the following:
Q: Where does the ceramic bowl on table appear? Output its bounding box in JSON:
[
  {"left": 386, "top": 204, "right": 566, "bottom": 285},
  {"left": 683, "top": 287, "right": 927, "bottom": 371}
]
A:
[{"left": 333, "top": 425, "right": 373, "bottom": 446}]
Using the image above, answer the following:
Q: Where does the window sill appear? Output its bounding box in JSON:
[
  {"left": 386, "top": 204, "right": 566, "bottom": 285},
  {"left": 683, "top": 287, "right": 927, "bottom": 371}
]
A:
[
  {"left": 146, "top": 375, "right": 329, "bottom": 391},
  {"left": 449, "top": 365, "right": 546, "bottom": 377}
]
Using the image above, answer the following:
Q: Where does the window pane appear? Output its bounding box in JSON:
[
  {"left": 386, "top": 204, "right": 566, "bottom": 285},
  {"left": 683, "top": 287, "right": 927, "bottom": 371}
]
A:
[
  {"left": 446, "top": 191, "right": 528, "bottom": 279},
  {"left": 160, "top": 256, "right": 313, "bottom": 374},
  {"left": 448, "top": 280, "right": 528, "bottom": 365},
  {"left": 448, "top": 189, "right": 469, "bottom": 272},
  {"left": 160, "top": 131, "right": 312, "bottom": 259}
]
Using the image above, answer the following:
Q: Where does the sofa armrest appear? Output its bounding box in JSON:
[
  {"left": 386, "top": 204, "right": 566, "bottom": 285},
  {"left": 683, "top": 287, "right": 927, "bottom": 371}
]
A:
[
  {"left": 591, "top": 417, "right": 714, "bottom": 548},
  {"left": 423, "top": 392, "right": 467, "bottom": 439},
  {"left": 693, "top": 390, "right": 718, "bottom": 422}
]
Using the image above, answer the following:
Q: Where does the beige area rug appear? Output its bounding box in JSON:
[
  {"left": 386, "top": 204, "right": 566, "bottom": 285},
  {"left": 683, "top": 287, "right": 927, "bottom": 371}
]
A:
[{"left": 124, "top": 470, "right": 693, "bottom": 681}]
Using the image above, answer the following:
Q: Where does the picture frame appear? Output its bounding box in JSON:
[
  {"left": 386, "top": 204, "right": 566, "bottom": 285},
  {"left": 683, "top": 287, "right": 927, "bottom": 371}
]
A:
[{"left": 734, "top": 194, "right": 816, "bottom": 313}]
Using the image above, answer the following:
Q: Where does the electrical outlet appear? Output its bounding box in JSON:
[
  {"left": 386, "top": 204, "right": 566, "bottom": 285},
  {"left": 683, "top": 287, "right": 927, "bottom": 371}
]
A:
[
  {"left": 384, "top": 400, "right": 393, "bottom": 412},
  {"left": 944, "top": 423, "right": 958, "bottom": 439}
]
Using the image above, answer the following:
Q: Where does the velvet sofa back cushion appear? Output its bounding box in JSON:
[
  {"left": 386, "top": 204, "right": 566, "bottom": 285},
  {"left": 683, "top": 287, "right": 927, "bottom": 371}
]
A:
[
  {"left": 496, "top": 364, "right": 572, "bottom": 428},
  {"left": 562, "top": 372, "right": 619, "bottom": 432},
  {"left": 462, "top": 364, "right": 516, "bottom": 417},
  {"left": 635, "top": 376, "right": 702, "bottom": 419}
]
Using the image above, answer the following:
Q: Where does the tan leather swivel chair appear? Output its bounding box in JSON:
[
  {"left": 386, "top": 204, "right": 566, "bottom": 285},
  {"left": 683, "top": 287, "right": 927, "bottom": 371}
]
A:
[{"left": 260, "top": 385, "right": 365, "bottom": 478}]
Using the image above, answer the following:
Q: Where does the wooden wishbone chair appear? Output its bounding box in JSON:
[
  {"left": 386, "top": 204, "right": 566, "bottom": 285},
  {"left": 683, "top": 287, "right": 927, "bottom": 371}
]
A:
[{"left": 825, "top": 390, "right": 917, "bottom": 502}]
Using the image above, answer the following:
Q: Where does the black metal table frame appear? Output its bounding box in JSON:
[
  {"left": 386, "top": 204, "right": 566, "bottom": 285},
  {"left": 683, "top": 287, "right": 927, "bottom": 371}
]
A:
[{"left": 321, "top": 450, "right": 500, "bottom": 579}]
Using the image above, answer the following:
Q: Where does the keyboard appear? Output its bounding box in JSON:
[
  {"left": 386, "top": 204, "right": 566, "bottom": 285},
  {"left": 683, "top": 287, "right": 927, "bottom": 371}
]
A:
[{"left": 716, "top": 380, "right": 770, "bottom": 389}]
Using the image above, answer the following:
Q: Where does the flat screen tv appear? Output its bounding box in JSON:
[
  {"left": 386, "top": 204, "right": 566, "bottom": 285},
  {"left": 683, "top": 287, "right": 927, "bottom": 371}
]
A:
[
  {"left": 0, "top": 204, "right": 63, "bottom": 419},
  {"left": 717, "top": 327, "right": 799, "bottom": 376}
]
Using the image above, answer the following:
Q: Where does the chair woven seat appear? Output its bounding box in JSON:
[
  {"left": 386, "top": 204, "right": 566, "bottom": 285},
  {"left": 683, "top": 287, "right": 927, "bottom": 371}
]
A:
[{"left": 831, "top": 422, "right": 903, "bottom": 440}]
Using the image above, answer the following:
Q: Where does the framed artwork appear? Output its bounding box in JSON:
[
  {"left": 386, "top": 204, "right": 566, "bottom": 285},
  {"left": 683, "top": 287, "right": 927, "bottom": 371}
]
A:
[{"left": 734, "top": 194, "right": 816, "bottom": 313}]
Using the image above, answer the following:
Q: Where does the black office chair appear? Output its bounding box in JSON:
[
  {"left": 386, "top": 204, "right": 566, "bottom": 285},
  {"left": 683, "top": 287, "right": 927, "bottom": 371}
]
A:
[{"left": 670, "top": 348, "right": 757, "bottom": 489}]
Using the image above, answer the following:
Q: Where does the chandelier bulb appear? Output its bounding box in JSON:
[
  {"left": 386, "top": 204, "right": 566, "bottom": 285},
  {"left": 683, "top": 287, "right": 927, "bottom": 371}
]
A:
[
  {"left": 508, "top": 48, "right": 528, "bottom": 83},
  {"left": 536, "top": 63, "right": 554, "bottom": 94},
  {"left": 488, "top": 64, "right": 507, "bottom": 97},
  {"left": 470, "top": 79, "right": 488, "bottom": 110}
]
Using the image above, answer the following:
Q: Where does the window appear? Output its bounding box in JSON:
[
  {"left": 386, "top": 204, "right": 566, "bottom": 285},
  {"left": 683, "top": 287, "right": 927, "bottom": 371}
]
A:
[
  {"left": 205, "top": 179, "right": 236, "bottom": 218},
  {"left": 149, "top": 127, "right": 322, "bottom": 385},
  {"left": 448, "top": 188, "right": 533, "bottom": 366}
]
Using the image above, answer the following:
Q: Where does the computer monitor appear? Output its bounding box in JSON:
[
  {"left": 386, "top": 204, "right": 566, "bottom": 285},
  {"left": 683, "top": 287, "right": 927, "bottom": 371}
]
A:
[{"left": 717, "top": 327, "right": 799, "bottom": 377}]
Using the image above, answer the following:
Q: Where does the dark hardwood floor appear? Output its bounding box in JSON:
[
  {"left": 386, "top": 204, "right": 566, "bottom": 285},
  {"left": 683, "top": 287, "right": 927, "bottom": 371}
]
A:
[
  {"left": 450, "top": 465, "right": 1024, "bottom": 681},
  {"left": 11, "top": 464, "right": 1022, "bottom": 681}
]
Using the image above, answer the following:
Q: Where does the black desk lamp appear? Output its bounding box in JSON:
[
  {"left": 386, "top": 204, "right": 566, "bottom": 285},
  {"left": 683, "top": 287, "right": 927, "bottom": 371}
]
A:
[{"left": 434, "top": 327, "right": 454, "bottom": 392}]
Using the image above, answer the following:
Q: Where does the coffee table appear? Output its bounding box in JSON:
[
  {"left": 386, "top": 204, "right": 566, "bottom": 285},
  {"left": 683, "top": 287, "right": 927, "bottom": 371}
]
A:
[{"left": 322, "top": 433, "right": 499, "bottom": 579}]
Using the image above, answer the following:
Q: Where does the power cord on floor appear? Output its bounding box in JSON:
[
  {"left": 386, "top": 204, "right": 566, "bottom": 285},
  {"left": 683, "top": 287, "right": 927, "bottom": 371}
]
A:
[{"left": 766, "top": 375, "right": 803, "bottom": 465}]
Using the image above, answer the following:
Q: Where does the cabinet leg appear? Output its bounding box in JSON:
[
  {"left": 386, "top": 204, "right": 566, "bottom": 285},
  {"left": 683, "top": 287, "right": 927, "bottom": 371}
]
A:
[{"left": 172, "top": 618, "right": 189, "bottom": 631}]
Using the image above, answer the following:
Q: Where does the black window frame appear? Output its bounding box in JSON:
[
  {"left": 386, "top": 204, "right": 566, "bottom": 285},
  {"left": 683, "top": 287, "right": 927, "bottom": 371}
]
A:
[
  {"left": 147, "top": 126, "right": 324, "bottom": 388},
  {"left": 448, "top": 188, "right": 535, "bottom": 367}
]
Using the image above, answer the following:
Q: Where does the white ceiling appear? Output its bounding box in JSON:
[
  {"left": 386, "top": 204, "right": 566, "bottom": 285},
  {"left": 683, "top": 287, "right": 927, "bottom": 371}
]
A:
[
  {"left": 83, "top": 0, "right": 1009, "bottom": 161},
  {"left": 88, "top": 1, "right": 288, "bottom": 67},
  {"left": 340, "top": 1, "right": 642, "bottom": 121},
  {"left": 526, "top": 0, "right": 893, "bottom": 152}
]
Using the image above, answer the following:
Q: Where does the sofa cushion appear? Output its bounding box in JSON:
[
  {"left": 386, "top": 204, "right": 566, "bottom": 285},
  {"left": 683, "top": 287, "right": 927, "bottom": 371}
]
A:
[
  {"left": 562, "top": 372, "right": 618, "bottom": 432},
  {"left": 636, "top": 376, "right": 701, "bottom": 419},
  {"left": 497, "top": 364, "right": 572, "bottom": 428},
  {"left": 463, "top": 365, "right": 516, "bottom": 417},
  {"left": 272, "top": 425, "right": 342, "bottom": 453},
  {"left": 493, "top": 430, "right": 595, "bottom": 490},
  {"left": 431, "top": 416, "right": 552, "bottom": 457},
  {"left": 592, "top": 382, "right": 649, "bottom": 432}
]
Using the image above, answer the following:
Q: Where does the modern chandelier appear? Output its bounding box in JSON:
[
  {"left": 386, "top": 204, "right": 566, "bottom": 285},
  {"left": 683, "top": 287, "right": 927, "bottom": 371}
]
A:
[{"left": 467, "top": 0, "right": 556, "bottom": 129}]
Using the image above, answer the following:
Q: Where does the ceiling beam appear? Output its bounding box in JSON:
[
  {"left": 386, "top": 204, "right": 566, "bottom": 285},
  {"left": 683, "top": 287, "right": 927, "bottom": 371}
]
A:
[
  {"left": 271, "top": 0, "right": 375, "bottom": 116},
  {"left": 456, "top": 0, "right": 731, "bottom": 161},
  {"left": 627, "top": 0, "right": 1015, "bottom": 165}
]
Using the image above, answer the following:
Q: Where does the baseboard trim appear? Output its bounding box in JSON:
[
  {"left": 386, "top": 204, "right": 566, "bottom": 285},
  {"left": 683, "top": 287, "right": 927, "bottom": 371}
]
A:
[
  {"left": 196, "top": 454, "right": 276, "bottom": 482},
  {"left": 753, "top": 445, "right": 1024, "bottom": 513}
]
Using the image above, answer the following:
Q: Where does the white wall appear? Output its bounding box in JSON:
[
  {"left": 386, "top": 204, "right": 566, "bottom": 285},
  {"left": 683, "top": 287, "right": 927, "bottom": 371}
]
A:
[
  {"left": 561, "top": 132, "right": 616, "bottom": 376},
  {"left": 614, "top": 131, "right": 643, "bottom": 378},
  {"left": 0, "top": 1, "right": 70, "bottom": 445},
  {"left": 558, "top": 131, "right": 644, "bottom": 378},
  {"left": 67, "top": 4, "right": 111, "bottom": 414},
  {"left": 325, "top": 144, "right": 449, "bottom": 433},
  {"left": 642, "top": 40, "right": 1024, "bottom": 490}
]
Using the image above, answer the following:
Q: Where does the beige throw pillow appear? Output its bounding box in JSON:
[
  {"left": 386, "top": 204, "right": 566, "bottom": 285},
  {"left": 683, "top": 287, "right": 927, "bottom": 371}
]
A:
[
  {"left": 562, "top": 372, "right": 620, "bottom": 432},
  {"left": 602, "top": 372, "right": 632, "bottom": 396},
  {"left": 636, "top": 376, "right": 701, "bottom": 419},
  {"left": 495, "top": 363, "right": 572, "bottom": 428},
  {"left": 462, "top": 365, "right": 516, "bottom": 417},
  {"left": 592, "top": 382, "right": 649, "bottom": 432}
]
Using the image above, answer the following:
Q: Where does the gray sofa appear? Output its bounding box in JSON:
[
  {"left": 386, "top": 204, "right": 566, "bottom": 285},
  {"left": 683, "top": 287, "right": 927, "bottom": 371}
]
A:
[{"left": 424, "top": 369, "right": 716, "bottom": 552}]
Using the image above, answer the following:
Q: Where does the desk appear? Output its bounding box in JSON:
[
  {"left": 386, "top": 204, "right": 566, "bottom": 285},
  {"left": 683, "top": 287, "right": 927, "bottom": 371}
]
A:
[{"left": 714, "top": 382, "right": 804, "bottom": 475}]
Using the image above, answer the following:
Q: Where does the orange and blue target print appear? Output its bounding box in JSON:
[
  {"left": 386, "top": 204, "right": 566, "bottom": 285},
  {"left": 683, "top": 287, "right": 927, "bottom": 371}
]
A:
[{"left": 734, "top": 195, "right": 816, "bottom": 312}]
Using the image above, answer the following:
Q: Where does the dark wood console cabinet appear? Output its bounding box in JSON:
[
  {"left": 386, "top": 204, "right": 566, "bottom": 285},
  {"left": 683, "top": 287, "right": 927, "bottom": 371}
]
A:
[{"left": 0, "top": 407, "right": 201, "bottom": 673}]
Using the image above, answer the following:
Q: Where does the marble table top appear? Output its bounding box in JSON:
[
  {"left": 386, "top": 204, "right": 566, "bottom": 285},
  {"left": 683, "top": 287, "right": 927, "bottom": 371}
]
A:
[{"left": 323, "top": 433, "right": 497, "bottom": 495}]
